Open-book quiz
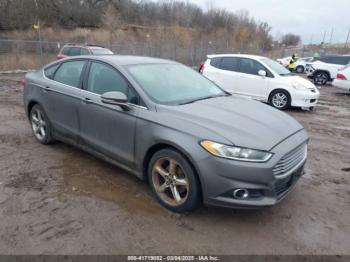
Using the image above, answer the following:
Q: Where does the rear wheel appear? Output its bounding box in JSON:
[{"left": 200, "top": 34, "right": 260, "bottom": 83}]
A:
[
  {"left": 269, "top": 90, "right": 291, "bottom": 110},
  {"left": 296, "top": 66, "right": 304, "bottom": 73},
  {"left": 314, "top": 71, "right": 329, "bottom": 85},
  {"left": 148, "top": 149, "right": 201, "bottom": 213},
  {"left": 30, "top": 104, "right": 54, "bottom": 144}
]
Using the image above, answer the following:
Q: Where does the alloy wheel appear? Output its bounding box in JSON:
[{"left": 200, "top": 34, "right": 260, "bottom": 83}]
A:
[
  {"left": 314, "top": 73, "right": 328, "bottom": 85},
  {"left": 31, "top": 108, "right": 47, "bottom": 141},
  {"left": 272, "top": 93, "right": 288, "bottom": 109},
  {"left": 151, "top": 157, "right": 189, "bottom": 207}
]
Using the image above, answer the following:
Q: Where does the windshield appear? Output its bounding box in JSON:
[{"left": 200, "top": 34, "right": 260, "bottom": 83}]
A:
[
  {"left": 262, "top": 58, "right": 291, "bottom": 75},
  {"left": 127, "top": 63, "right": 227, "bottom": 104},
  {"left": 91, "top": 48, "right": 114, "bottom": 55}
]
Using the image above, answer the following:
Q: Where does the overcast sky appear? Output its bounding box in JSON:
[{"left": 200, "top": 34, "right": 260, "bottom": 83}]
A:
[{"left": 185, "top": 0, "right": 350, "bottom": 44}]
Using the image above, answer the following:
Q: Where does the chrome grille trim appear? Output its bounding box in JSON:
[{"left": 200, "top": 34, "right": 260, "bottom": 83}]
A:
[{"left": 273, "top": 143, "right": 307, "bottom": 178}]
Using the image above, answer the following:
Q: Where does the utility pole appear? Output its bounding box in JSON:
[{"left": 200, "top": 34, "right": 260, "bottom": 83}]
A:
[
  {"left": 345, "top": 28, "right": 350, "bottom": 49},
  {"left": 329, "top": 28, "right": 334, "bottom": 45},
  {"left": 322, "top": 30, "right": 326, "bottom": 44},
  {"left": 33, "top": 0, "right": 43, "bottom": 66}
]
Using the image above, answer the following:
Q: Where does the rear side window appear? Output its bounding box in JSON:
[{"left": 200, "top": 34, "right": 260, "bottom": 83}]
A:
[
  {"left": 210, "top": 57, "right": 222, "bottom": 68},
  {"left": 220, "top": 57, "right": 239, "bottom": 71},
  {"left": 69, "top": 47, "right": 82, "bottom": 56},
  {"left": 53, "top": 60, "right": 85, "bottom": 87},
  {"left": 44, "top": 63, "right": 60, "bottom": 79},
  {"left": 333, "top": 57, "right": 350, "bottom": 65},
  {"left": 61, "top": 47, "right": 70, "bottom": 55},
  {"left": 80, "top": 48, "right": 90, "bottom": 55}
]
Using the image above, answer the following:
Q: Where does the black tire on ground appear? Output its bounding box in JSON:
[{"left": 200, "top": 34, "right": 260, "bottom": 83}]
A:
[
  {"left": 296, "top": 66, "right": 304, "bottom": 73},
  {"left": 269, "top": 90, "right": 291, "bottom": 110},
  {"left": 313, "top": 71, "right": 329, "bottom": 86},
  {"left": 30, "top": 104, "right": 54, "bottom": 144},
  {"left": 148, "top": 148, "right": 201, "bottom": 213}
]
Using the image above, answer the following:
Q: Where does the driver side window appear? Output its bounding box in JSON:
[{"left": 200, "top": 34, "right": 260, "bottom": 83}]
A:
[{"left": 87, "top": 62, "right": 139, "bottom": 105}]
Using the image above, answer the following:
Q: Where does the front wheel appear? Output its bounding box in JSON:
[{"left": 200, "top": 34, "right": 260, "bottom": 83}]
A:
[
  {"left": 148, "top": 149, "right": 201, "bottom": 213},
  {"left": 296, "top": 66, "right": 304, "bottom": 73},
  {"left": 269, "top": 90, "right": 291, "bottom": 110}
]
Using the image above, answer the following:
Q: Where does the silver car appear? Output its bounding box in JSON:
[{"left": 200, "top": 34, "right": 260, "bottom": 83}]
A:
[{"left": 23, "top": 56, "right": 309, "bottom": 213}]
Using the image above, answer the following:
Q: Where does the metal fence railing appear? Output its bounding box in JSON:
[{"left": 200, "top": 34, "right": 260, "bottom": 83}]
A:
[{"left": 1, "top": 38, "right": 349, "bottom": 71}]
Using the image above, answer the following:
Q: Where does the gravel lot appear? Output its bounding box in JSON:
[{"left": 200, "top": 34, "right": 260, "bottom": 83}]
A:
[{"left": 0, "top": 73, "right": 349, "bottom": 255}]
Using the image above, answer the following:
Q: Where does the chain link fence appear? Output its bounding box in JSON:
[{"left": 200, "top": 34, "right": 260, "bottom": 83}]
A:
[{"left": 1, "top": 38, "right": 349, "bottom": 71}]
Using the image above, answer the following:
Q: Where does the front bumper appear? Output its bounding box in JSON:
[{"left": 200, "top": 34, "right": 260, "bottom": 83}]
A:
[
  {"left": 291, "top": 89, "right": 320, "bottom": 108},
  {"left": 197, "top": 129, "right": 309, "bottom": 209}
]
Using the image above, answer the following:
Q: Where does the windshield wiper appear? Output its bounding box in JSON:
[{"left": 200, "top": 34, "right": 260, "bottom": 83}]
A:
[{"left": 179, "top": 94, "right": 229, "bottom": 105}]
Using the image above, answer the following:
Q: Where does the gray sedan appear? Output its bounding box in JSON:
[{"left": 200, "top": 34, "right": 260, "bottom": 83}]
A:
[{"left": 23, "top": 56, "right": 308, "bottom": 213}]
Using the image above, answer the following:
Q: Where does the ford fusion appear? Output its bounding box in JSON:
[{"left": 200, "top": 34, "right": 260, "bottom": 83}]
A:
[{"left": 23, "top": 56, "right": 308, "bottom": 213}]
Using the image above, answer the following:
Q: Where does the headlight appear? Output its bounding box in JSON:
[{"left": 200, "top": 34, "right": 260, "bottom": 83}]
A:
[
  {"left": 200, "top": 140, "right": 273, "bottom": 162},
  {"left": 292, "top": 81, "right": 308, "bottom": 91}
]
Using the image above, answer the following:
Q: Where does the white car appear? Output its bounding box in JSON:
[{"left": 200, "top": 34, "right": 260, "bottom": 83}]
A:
[
  {"left": 333, "top": 65, "right": 350, "bottom": 91},
  {"left": 295, "top": 57, "right": 314, "bottom": 73},
  {"left": 305, "top": 55, "right": 350, "bottom": 85},
  {"left": 200, "top": 54, "right": 320, "bottom": 110}
]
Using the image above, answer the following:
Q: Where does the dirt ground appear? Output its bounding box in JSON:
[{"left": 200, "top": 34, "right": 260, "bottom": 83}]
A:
[{"left": 0, "top": 73, "right": 349, "bottom": 255}]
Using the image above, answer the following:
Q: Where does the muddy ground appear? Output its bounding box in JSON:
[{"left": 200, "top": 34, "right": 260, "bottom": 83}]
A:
[{"left": 0, "top": 73, "right": 349, "bottom": 255}]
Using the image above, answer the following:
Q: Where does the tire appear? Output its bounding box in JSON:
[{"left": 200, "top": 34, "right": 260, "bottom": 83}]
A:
[
  {"left": 296, "top": 66, "right": 304, "bottom": 73},
  {"left": 313, "top": 71, "right": 329, "bottom": 86},
  {"left": 269, "top": 90, "right": 291, "bottom": 110},
  {"left": 30, "top": 104, "right": 54, "bottom": 144},
  {"left": 148, "top": 148, "right": 201, "bottom": 213}
]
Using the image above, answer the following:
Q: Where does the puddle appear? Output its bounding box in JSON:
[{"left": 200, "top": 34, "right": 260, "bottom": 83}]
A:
[{"left": 60, "top": 147, "right": 161, "bottom": 214}]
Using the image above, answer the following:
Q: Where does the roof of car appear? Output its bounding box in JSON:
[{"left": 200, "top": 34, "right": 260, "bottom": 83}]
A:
[
  {"left": 207, "top": 54, "right": 267, "bottom": 60},
  {"left": 59, "top": 55, "right": 177, "bottom": 66},
  {"left": 63, "top": 44, "right": 107, "bottom": 49}
]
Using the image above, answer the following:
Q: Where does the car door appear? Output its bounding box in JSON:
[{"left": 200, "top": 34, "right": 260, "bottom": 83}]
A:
[
  {"left": 235, "top": 58, "right": 270, "bottom": 100},
  {"left": 205, "top": 57, "right": 240, "bottom": 93},
  {"left": 44, "top": 59, "right": 86, "bottom": 144},
  {"left": 78, "top": 61, "right": 140, "bottom": 167}
]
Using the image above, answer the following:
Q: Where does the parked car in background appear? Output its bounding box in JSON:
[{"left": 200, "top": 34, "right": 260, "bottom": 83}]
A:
[
  {"left": 333, "top": 64, "right": 350, "bottom": 91},
  {"left": 56, "top": 44, "right": 113, "bottom": 60},
  {"left": 305, "top": 55, "right": 350, "bottom": 85},
  {"left": 200, "top": 54, "right": 319, "bottom": 110},
  {"left": 295, "top": 57, "right": 314, "bottom": 73},
  {"left": 23, "top": 55, "right": 309, "bottom": 213}
]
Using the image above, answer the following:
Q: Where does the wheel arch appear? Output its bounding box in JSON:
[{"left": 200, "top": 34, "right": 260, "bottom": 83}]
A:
[
  {"left": 27, "top": 100, "right": 40, "bottom": 119},
  {"left": 142, "top": 142, "right": 204, "bottom": 199},
  {"left": 268, "top": 88, "right": 292, "bottom": 102},
  {"left": 313, "top": 69, "right": 331, "bottom": 80}
]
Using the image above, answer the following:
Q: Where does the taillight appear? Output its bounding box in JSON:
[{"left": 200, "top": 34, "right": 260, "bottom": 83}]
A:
[
  {"left": 337, "top": 73, "right": 347, "bottom": 80},
  {"left": 199, "top": 63, "right": 205, "bottom": 74},
  {"left": 20, "top": 78, "right": 27, "bottom": 87}
]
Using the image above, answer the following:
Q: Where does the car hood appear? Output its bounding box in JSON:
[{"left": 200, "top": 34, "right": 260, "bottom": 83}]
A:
[
  {"left": 157, "top": 96, "right": 304, "bottom": 151},
  {"left": 283, "top": 75, "right": 316, "bottom": 89}
]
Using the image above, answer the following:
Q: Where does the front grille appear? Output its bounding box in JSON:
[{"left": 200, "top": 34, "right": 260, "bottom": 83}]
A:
[
  {"left": 273, "top": 143, "right": 307, "bottom": 177},
  {"left": 274, "top": 165, "right": 305, "bottom": 198},
  {"left": 275, "top": 175, "right": 293, "bottom": 197}
]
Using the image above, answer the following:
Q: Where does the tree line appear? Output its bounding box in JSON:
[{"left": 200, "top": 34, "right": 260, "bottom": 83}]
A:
[{"left": 0, "top": 0, "right": 301, "bottom": 51}]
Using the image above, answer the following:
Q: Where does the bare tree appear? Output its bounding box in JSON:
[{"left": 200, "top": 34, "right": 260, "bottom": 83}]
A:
[{"left": 102, "top": 2, "right": 122, "bottom": 48}]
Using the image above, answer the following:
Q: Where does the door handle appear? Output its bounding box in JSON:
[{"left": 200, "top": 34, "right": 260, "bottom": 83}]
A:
[
  {"left": 82, "top": 97, "right": 92, "bottom": 104},
  {"left": 43, "top": 86, "right": 52, "bottom": 92}
]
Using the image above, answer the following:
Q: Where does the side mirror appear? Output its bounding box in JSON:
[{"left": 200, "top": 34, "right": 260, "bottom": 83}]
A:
[
  {"left": 101, "top": 91, "right": 131, "bottom": 111},
  {"left": 258, "top": 70, "right": 267, "bottom": 77}
]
